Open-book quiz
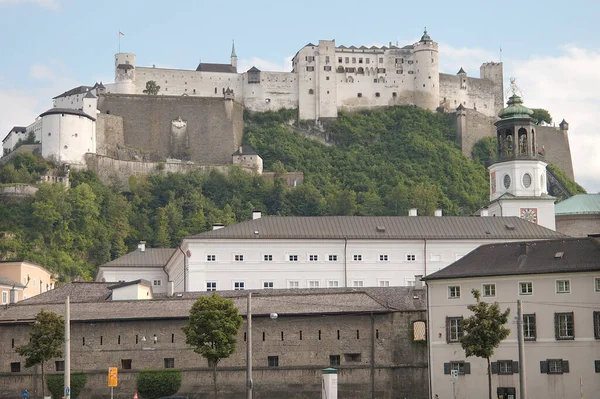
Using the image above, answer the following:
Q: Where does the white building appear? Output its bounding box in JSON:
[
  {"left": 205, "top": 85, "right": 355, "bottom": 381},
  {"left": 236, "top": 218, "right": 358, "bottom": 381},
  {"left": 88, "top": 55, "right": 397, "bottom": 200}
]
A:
[
  {"left": 423, "top": 237, "right": 600, "bottom": 399},
  {"left": 1, "top": 126, "right": 28, "bottom": 155}
]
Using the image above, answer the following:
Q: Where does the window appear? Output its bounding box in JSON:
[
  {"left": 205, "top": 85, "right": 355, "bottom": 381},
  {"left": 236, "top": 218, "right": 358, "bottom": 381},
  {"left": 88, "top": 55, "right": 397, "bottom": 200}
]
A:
[
  {"left": 327, "top": 280, "right": 339, "bottom": 288},
  {"left": 1, "top": 291, "right": 6, "bottom": 304},
  {"left": 308, "top": 88, "right": 314, "bottom": 94},
  {"left": 268, "top": 356, "right": 279, "bottom": 367},
  {"left": 309, "top": 255, "right": 318, "bottom": 261},
  {"left": 353, "top": 254, "right": 362, "bottom": 261},
  {"left": 328, "top": 255, "right": 338, "bottom": 261},
  {"left": 263, "top": 281, "right": 274, "bottom": 289},
  {"left": 206, "top": 282, "right": 217, "bottom": 291},
  {"left": 234, "top": 281, "right": 245, "bottom": 290},
  {"left": 483, "top": 284, "right": 496, "bottom": 297},
  {"left": 264, "top": 254, "right": 273, "bottom": 261},
  {"left": 555, "top": 312, "right": 574, "bottom": 340},
  {"left": 345, "top": 57, "right": 349, "bottom": 63},
  {"left": 523, "top": 314, "right": 536, "bottom": 340},
  {"left": 413, "top": 320, "right": 426, "bottom": 341},
  {"left": 289, "top": 255, "right": 298, "bottom": 261},
  {"left": 306, "top": 56, "right": 314, "bottom": 62},
  {"left": 55, "top": 361, "right": 65, "bottom": 371},
  {"left": 499, "top": 360, "right": 513, "bottom": 374},
  {"left": 164, "top": 358, "right": 175, "bottom": 369},
  {"left": 308, "top": 280, "right": 320, "bottom": 289},
  {"left": 121, "top": 359, "right": 132, "bottom": 370},
  {"left": 10, "top": 362, "right": 20, "bottom": 373},
  {"left": 594, "top": 312, "right": 600, "bottom": 339},
  {"left": 556, "top": 280, "right": 570, "bottom": 294},
  {"left": 206, "top": 254, "right": 216, "bottom": 262},
  {"left": 379, "top": 280, "right": 390, "bottom": 287},
  {"left": 352, "top": 57, "right": 356, "bottom": 64},
  {"left": 288, "top": 280, "right": 299, "bottom": 289},
  {"left": 379, "top": 254, "right": 388, "bottom": 261},
  {"left": 375, "top": 92, "right": 380, "bottom": 97},
  {"left": 357, "top": 93, "right": 362, "bottom": 98},
  {"left": 379, "top": 57, "right": 384, "bottom": 63},
  {"left": 519, "top": 281, "right": 533, "bottom": 295},
  {"left": 338, "top": 57, "right": 342, "bottom": 63},
  {"left": 443, "top": 361, "right": 470, "bottom": 375},
  {"left": 358, "top": 58, "right": 363, "bottom": 64},
  {"left": 330, "top": 355, "right": 341, "bottom": 366},
  {"left": 448, "top": 286, "right": 461, "bottom": 299},
  {"left": 366, "top": 58, "right": 370, "bottom": 64},
  {"left": 595, "top": 277, "right": 600, "bottom": 292},
  {"left": 406, "top": 254, "right": 416, "bottom": 262},
  {"left": 324, "top": 66, "right": 331, "bottom": 71},
  {"left": 352, "top": 280, "right": 364, "bottom": 287},
  {"left": 541, "top": 359, "right": 569, "bottom": 374},
  {"left": 234, "top": 254, "right": 244, "bottom": 261},
  {"left": 153, "top": 280, "right": 162, "bottom": 286},
  {"left": 446, "top": 317, "right": 463, "bottom": 342},
  {"left": 344, "top": 353, "right": 361, "bottom": 362}
]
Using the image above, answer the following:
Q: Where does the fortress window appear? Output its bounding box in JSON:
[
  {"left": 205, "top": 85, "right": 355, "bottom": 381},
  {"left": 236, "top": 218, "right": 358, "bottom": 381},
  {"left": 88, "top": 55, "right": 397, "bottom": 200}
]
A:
[
  {"left": 379, "top": 57, "right": 383, "bottom": 63},
  {"left": 396, "top": 69, "right": 403, "bottom": 74},
  {"left": 307, "top": 66, "right": 315, "bottom": 72},
  {"left": 337, "top": 66, "right": 344, "bottom": 73},
  {"left": 338, "top": 57, "right": 342, "bottom": 63},
  {"left": 324, "top": 66, "right": 331, "bottom": 71},
  {"left": 193, "top": 89, "right": 196, "bottom": 93},
  {"left": 325, "top": 56, "right": 330, "bottom": 63},
  {"left": 308, "top": 89, "right": 314, "bottom": 95},
  {"left": 326, "top": 77, "right": 330, "bottom": 81},
  {"left": 357, "top": 93, "right": 362, "bottom": 98},
  {"left": 352, "top": 57, "right": 356, "bottom": 64},
  {"left": 345, "top": 57, "right": 349, "bottom": 63},
  {"left": 392, "top": 92, "right": 397, "bottom": 97},
  {"left": 365, "top": 58, "right": 370, "bottom": 64},
  {"left": 48, "top": 132, "right": 51, "bottom": 136},
  {"left": 214, "top": 87, "right": 217, "bottom": 94},
  {"left": 359, "top": 58, "right": 363, "bottom": 64},
  {"left": 375, "top": 92, "right": 380, "bottom": 97},
  {"left": 64, "top": 145, "right": 68, "bottom": 149}
]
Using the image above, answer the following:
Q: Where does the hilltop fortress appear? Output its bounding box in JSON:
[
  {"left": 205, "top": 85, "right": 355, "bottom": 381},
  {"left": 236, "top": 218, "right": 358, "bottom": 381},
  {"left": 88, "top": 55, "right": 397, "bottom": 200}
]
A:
[{"left": 1, "top": 29, "right": 574, "bottom": 183}]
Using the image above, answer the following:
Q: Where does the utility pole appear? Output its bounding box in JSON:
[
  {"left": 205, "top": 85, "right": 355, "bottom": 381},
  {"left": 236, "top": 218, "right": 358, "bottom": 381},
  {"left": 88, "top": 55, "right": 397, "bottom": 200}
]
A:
[
  {"left": 64, "top": 296, "right": 71, "bottom": 398},
  {"left": 246, "top": 292, "right": 253, "bottom": 399},
  {"left": 517, "top": 300, "right": 527, "bottom": 399}
]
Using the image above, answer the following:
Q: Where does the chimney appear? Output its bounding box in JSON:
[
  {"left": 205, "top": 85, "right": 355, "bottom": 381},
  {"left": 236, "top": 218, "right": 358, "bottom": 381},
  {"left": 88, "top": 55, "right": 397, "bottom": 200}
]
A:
[
  {"left": 519, "top": 242, "right": 529, "bottom": 256},
  {"left": 239, "top": 146, "right": 243, "bottom": 154},
  {"left": 138, "top": 241, "right": 146, "bottom": 252},
  {"left": 213, "top": 224, "right": 225, "bottom": 230},
  {"left": 168, "top": 281, "right": 174, "bottom": 296},
  {"left": 414, "top": 275, "right": 423, "bottom": 289},
  {"left": 480, "top": 208, "right": 489, "bottom": 217},
  {"left": 252, "top": 210, "right": 262, "bottom": 220},
  {"left": 434, "top": 209, "right": 443, "bottom": 217},
  {"left": 9, "top": 288, "right": 18, "bottom": 304},
  {"left": 409, "top": 208, "right": 418, "bottom": 217}
]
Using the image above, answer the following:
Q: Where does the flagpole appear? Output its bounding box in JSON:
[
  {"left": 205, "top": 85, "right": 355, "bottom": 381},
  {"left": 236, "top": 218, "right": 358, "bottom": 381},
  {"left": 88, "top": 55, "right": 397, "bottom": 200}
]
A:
[{"left": 118, "top": 30, "right": 121, "bottom": 53}]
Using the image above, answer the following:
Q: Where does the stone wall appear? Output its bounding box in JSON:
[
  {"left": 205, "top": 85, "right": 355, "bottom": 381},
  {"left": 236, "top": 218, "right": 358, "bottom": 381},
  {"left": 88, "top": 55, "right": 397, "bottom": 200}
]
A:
[
  {"left": 439, "top": 73, "right": 497, "bottom": 117},
  {"left": 0, "top": 185, "right": 37, "bottom": 201},
  {"left": 451, "top": 108, "right": 496, "bottom": 157},
  {"left": 0, "top": 311, "right": 428, "bottom": 399},
  {"left": 536, "top": 125, "right": 574, "bottom": 180},
  {"left": 555, "top": 214, "right": 600, "bottom": 237},
  {"left": 0, "top": 144, "right": 41, "bottom": 166},
  {"left": 97, "top": 94, "right": 244, "bottom": 165},
  {"left": 95, "top": 114, "right": 125, "bottom": 157}
]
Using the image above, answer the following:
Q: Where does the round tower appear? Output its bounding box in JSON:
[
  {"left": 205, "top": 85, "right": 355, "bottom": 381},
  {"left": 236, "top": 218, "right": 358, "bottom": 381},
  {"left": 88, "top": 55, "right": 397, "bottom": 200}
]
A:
[
  {"left": 114, "top": 53, "right": 136, "bottom": 94},
  {"left": 413, "top": 28, "right": 439, "bottom": 111}
]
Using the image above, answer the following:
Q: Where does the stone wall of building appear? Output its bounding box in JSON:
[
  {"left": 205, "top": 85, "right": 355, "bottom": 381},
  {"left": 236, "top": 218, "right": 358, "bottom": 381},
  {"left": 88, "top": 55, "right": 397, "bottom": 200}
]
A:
[
  {"left": 0, "top": 185, "right": 38, "bottom": 201},
  {"left": 0, "top": 311, "right": 427, "bottom": 399},
  {"left": 536, "top": 125, "right": 574, "bottom": 180},
  {"left": 452, "top": 108, "right": 496, "bottom": 157},
  {"left": 439, "top": 74, "right": 497, "bottom": 117},
  {"left": 95, "top": 114, "right": 125, "bottom": 157}
]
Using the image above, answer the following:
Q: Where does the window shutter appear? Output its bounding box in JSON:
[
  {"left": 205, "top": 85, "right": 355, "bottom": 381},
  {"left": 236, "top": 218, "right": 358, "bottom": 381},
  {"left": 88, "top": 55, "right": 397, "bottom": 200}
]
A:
[
  {"left": 595, "top": 360, "right": 600, "bottom": 373},
  {"left": 464, "top": 362, "right": 471, "bottom": 374},
  {"left": 512, "top": 361, "right": 519, "bottom": 374},
  {"left": 594, "top": 312, "right": 600, "bottom": 339},
  {"left": 554, "top": 313, "right": 559, "bottom": 339},
  {"left": 540, "top": 360, "right": 549, "bottom": 374},
  {"left": 445, "top": 317, "right": 450, "bottom": 343},
  {"left": 444, "top": 363, "right": 451, "bottom": 375},
  {"left": 562, "top": 360, "right": 569, "bottom": 373},
  {"left": 491, "top": 362, "right": 498, "bottom": 374},
  {"left": 570, "top": 312, "right": 575, "bottom": 338}
]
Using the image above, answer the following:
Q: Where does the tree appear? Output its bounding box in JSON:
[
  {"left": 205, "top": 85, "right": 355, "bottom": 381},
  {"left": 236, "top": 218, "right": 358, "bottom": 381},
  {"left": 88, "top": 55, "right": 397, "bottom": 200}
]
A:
[
  {"left": 16, "top": 310, "right": 65, "bottom": 398},
  {"left": 531, "top": 108, "right": 552, "bottom": 125},
  {"left": 136, "top": 370, "right": 182, "bottom": 399},
  {"left": 460, "top": 289, "right": 511, "bottom": 399},
  {"left": 182, "top": 293, "right": 243, "bottom": 399},
  {"left": 143, "top": 80, "right": 160, "bottom": 95}
]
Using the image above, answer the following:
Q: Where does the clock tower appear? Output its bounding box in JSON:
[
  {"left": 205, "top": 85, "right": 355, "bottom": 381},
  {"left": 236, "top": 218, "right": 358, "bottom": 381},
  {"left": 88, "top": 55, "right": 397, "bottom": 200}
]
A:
[{"left": 486, "top": 92, "right": 556, "bottom": 230}]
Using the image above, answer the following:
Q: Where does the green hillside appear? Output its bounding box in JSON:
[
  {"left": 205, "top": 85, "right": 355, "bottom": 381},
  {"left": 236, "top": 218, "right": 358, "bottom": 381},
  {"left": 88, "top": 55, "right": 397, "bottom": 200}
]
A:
[{"left": 0, "top": 106, "right": 501, "bottom": 281}]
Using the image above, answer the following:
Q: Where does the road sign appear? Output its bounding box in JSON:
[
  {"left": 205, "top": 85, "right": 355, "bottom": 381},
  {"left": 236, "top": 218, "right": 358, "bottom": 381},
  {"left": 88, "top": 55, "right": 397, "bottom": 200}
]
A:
[
  {"left": 22, "top": 390, "right": 29, "bottom": 399},
  {"left": 108, "top": 367, "right": 118, "bottom": 387},
  {"left": 65, "top": 387, "right": 70, "bottom": 395}
]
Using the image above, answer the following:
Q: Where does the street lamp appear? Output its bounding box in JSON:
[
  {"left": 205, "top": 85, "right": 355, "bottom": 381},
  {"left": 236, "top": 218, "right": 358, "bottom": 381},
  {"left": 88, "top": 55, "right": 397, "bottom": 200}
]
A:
[{"left": 247, "top": 294, "right": 278, "bottom": 399}]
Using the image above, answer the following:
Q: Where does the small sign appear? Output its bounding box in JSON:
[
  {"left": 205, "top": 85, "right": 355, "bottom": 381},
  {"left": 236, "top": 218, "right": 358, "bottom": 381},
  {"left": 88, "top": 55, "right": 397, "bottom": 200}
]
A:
[
  {"left": 22, "top": 390, "right": 29, "bottom": 399},
  {"left": 65, "top": 387, "right": 70, "bottom": 395},
  {"left": 108, "top": 367, "right": 118, "bottom": 387},
  {"left": 452, "top": 370, "right": 459, "bottom": 378}
]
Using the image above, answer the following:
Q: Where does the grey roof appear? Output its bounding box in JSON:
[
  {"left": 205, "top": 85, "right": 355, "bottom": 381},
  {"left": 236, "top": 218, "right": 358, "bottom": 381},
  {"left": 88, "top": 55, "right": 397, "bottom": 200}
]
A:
[
  {"left": 187, "top": 216, "right": 566, "bottom": 240},
  {"left": 39, "top": 108, "right": 96, "bottom": 121},
  {"left": 0, "top": 284, "right": 425, "bottom": 324},
  {"left": 83, "top": 91, "right": 96, "bottom": 99},
  {"left": 232, "top": 145, "right": 258, "bottom": 156},
  {"left": 10, "top": 126, "right": 27, "bottom": 133},
  {"left": 0, "top": 274, "right": 23, "bottom": 288},
  {"left": 100, "top": 248, "right": 176, "bottom": 268},
  {"left": 423, "top": 237, "right": 600, "bottom": 281},
  {"left": 247, "top": 66, "right": 261, "bottom": 72},
  {"left": 116, "top": 63, "right": 134, "bottom": 70},
  {"left": 52, "top": 85, "right": 93, "bottom": 100},
  {"left": 108, "top": 279, "right": 152, "bottom": 290},
  {"left": 457, "top": 67, "right": 466, "bottom": 74},
  {"left": 195, "top": 62, "right": 236, "bottom": 73}
]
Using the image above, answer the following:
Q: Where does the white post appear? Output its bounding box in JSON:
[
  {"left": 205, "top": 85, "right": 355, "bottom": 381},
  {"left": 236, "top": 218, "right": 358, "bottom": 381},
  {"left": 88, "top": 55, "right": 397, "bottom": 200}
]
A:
[
  {"left": 517, "top": 300, "right": 527, "bottom": 399},
  {"left": 64, "top": 296, "right": 71, "bottom": 398},
  {"left": 321, "top": 368, "right": 338, "bottom": 399}
]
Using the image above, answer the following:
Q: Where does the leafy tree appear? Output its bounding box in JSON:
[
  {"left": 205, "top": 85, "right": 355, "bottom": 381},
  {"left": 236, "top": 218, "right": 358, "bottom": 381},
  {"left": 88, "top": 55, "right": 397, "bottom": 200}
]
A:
[
  {"left": 16, "top": 310, "right": 65, "bottom": 399},
  {"left": 143, "top": 80, "right": 161, "bottom": 95},
  {"left": 472, "top": 137, "right": 497, "bottom": 167},
  {"left": 531, "top": 108, "right": 552, "bottom": 125},
  {"left": 460, "top": 289, "right": 511, "bottom": 399},
  {"left": 154, "top": 207, "right": 171, "bottom": 247},
  {"left": 182, "top": 293, "right": 243, "bottom": 399},
  {"left": 136, "top": 369, "right": 182, "bottom": 399}
]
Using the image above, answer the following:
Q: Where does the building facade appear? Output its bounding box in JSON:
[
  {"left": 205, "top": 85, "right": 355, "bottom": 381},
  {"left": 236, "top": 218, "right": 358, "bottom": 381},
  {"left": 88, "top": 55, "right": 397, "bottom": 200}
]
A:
[
  {"left": 0, "top": 283, "right": 428, "bottom": 399},
  {"left": 0, "top": 261, "right": 55, "bottom": 301},
  {"left": 555, "top": 193, "right": 600, "bottom": 237},
  {"left": 423, "top": 238, "right": 600, "bottom": 399}
]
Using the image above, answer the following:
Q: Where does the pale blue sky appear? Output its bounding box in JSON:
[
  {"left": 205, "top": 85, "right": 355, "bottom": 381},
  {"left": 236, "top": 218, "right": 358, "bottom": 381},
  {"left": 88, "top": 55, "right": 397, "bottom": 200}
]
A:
[{"left": 1, "top": 0, "right": 599, "bottom": 190}]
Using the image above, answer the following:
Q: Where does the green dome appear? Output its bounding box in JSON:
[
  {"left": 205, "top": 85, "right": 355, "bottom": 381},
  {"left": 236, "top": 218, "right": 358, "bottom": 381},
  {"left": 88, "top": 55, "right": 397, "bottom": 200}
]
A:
[
  {"left": 498, "top": 95, "right": 534, "bottom": 119},
  {"left": 420, "top": 28, "right": 432, "bottom": 42}
]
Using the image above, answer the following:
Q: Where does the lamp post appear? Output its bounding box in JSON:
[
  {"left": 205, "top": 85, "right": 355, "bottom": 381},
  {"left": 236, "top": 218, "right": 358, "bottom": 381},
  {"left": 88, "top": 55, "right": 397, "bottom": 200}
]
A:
[{"left": 246, "top": 292, "right": 277, "bottom": 399}]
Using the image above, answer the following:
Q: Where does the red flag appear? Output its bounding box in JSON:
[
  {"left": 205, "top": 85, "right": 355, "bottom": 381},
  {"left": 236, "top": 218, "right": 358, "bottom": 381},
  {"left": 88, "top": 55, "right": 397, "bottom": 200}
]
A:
[
  {"left": 119, "top": 31, "right": 125, "bottom": 36},
  {"left": 542, "top": 145, "right": 545, "bottom": 152}
]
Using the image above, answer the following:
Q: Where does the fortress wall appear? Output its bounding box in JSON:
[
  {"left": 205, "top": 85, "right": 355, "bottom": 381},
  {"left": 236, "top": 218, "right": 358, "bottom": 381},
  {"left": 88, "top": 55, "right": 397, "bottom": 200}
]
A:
[
  {"left": 451, "top": 109, "right": 496, "bottom": 157},
  {"left": 337, "top": 72, "right": 415, "bottom": 113},
  {"left": 243, "top": 71, "right": 298, "bottom": 112},
  {"left": 536, "top": 125, "right": 574, "bottom": 180},
  {"left": 97, "top": 94, "right": 243, "bottom": 165},
  {"left": 134, "top": 67, "right": 244, "bottom": 102},
  {"left": 95, "top": 114, "right": 124, "bottom": 156},
  {"left": 439, "top": 74, "right": 497, "bottom": 117}
]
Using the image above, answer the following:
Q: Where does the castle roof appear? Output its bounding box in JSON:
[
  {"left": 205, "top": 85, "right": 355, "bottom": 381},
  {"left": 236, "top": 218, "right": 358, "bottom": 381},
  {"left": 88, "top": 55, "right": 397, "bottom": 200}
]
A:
[
  {"left": 52, "top": 85, "right": 93, "bottom": 100},
  {"left": 232, "top": 145, "right": 259, "bottom": 156},
  {"left": 39, "top": 108, "right": 96, "bottom": 121},
  {"left": 247, "top": 66, "right": 261, "bottom": 72},
  {"left": 195, "top": 62, "right": 237, "bottom": 73},
  {"left": 457, "top": 67, "right": 466, "bottom": 74},
  {"left": 84, "top": 91, "right": 96, "bottom": 99},
  {"left": 420, "top": 28, "right": 432, "bottom": 42}
]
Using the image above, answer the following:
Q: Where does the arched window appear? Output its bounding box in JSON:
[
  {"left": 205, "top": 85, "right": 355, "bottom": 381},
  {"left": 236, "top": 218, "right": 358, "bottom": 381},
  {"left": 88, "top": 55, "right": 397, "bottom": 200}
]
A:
[
  {"left": 214, "top": 87, "right": 217, "bottom": 94},
  {"left": 518, "top": 128, "right": 527, "bottom": 155},
  {"left": 347, "top": 76, "right": 354, "bottom": 83},
  {"left": 357, "top": 67, "right": 364, "bottom": 75},
  {"left": 378, "top": 76, "right": 385, "bottom": 83},
  {"left": 531, "top": 129, "right": 536, "bottom": 155},
  {"left": 392, "top": 92, "right": 397, "bottom": 98},
  {"left": 357, "top": 93, "right": 362, "bottom": 98},
  {"left": 308, "top": 89, "right": 314, "bottom": 95},
  {"left": 337, "top": 66, "right": 344, "bottom": 73},
  {"left": 375, "top": 92, "right": 380, "bottom": 97}
]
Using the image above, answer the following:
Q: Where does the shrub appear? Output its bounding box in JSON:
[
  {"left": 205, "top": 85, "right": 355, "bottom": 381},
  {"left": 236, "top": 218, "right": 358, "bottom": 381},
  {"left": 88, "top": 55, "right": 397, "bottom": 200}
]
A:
[
  {"left": 46, "top": 372, "right": 87, "bottom": 399},
  {"left": 136, "top": 369, "right": 182, "bottom": 399}
]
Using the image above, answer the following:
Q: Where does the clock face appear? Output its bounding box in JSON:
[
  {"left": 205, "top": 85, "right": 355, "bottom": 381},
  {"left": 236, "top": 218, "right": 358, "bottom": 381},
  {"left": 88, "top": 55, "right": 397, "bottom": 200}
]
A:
[{"left": 520, "top": 208, "right": 538, "bottom": 224}]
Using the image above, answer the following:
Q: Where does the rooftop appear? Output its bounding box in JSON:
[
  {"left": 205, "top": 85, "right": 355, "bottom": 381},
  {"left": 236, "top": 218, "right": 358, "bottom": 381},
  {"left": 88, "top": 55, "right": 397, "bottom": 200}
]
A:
[
  {"left": 99, "top": 248, "right": 176, "bottom": 268},
  {"left": 195, "top": 62, "right": 236, "bottom": 73},
  {"left": 423, "top": 237, "right": 600, "bottom": 281},
  {"left": 555, "top": 194, "right": 600, "bottom": 216},
  {"left": 52, "top": 85, "right": 93, "bottom": 100},
  {"left": 0, "top": 274, "right": 24, "bottom": 288},
  {"left": 39, "top": 108, "right": 96, "bottom": 121},
  {"left": 187, "top": 216, "right": 566, "bottom": 240}
]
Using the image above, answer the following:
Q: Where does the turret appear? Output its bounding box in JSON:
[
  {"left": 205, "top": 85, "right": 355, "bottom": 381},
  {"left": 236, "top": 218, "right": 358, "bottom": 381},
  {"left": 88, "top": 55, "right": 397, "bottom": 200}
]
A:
[
  {"left": 412, "top": 28, "right": 439, "bottom": 111},
  {"left": 480, "top": 62, "right": 504, "bottom": 115},
  {"left": 82, "top": 91, "right": 97, "bottom": 118},
  {"left": 114, "top": 53, "right": 136, "bottom": 94},
  {"left": 230, "top": 41, "right": 238, "bottom": 71}
]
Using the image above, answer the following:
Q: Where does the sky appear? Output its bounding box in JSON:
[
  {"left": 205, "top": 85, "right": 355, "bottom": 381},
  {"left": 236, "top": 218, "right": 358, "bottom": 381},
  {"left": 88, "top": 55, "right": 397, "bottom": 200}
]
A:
[{"left": 0, "top": 0, "right": 599, "bottom": 192}]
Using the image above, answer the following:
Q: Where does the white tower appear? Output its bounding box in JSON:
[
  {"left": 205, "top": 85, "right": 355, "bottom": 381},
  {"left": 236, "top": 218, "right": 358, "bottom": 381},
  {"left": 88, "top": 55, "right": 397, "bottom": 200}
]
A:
[
  {"left": 114, "top": 53, "right": 136, "bottom": 94},
  {"left": 487, "top": 93, "right": 556, "bottom": 230},
  {"left": 412, "top": 28, "right": 439, "bottom": 111}
]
